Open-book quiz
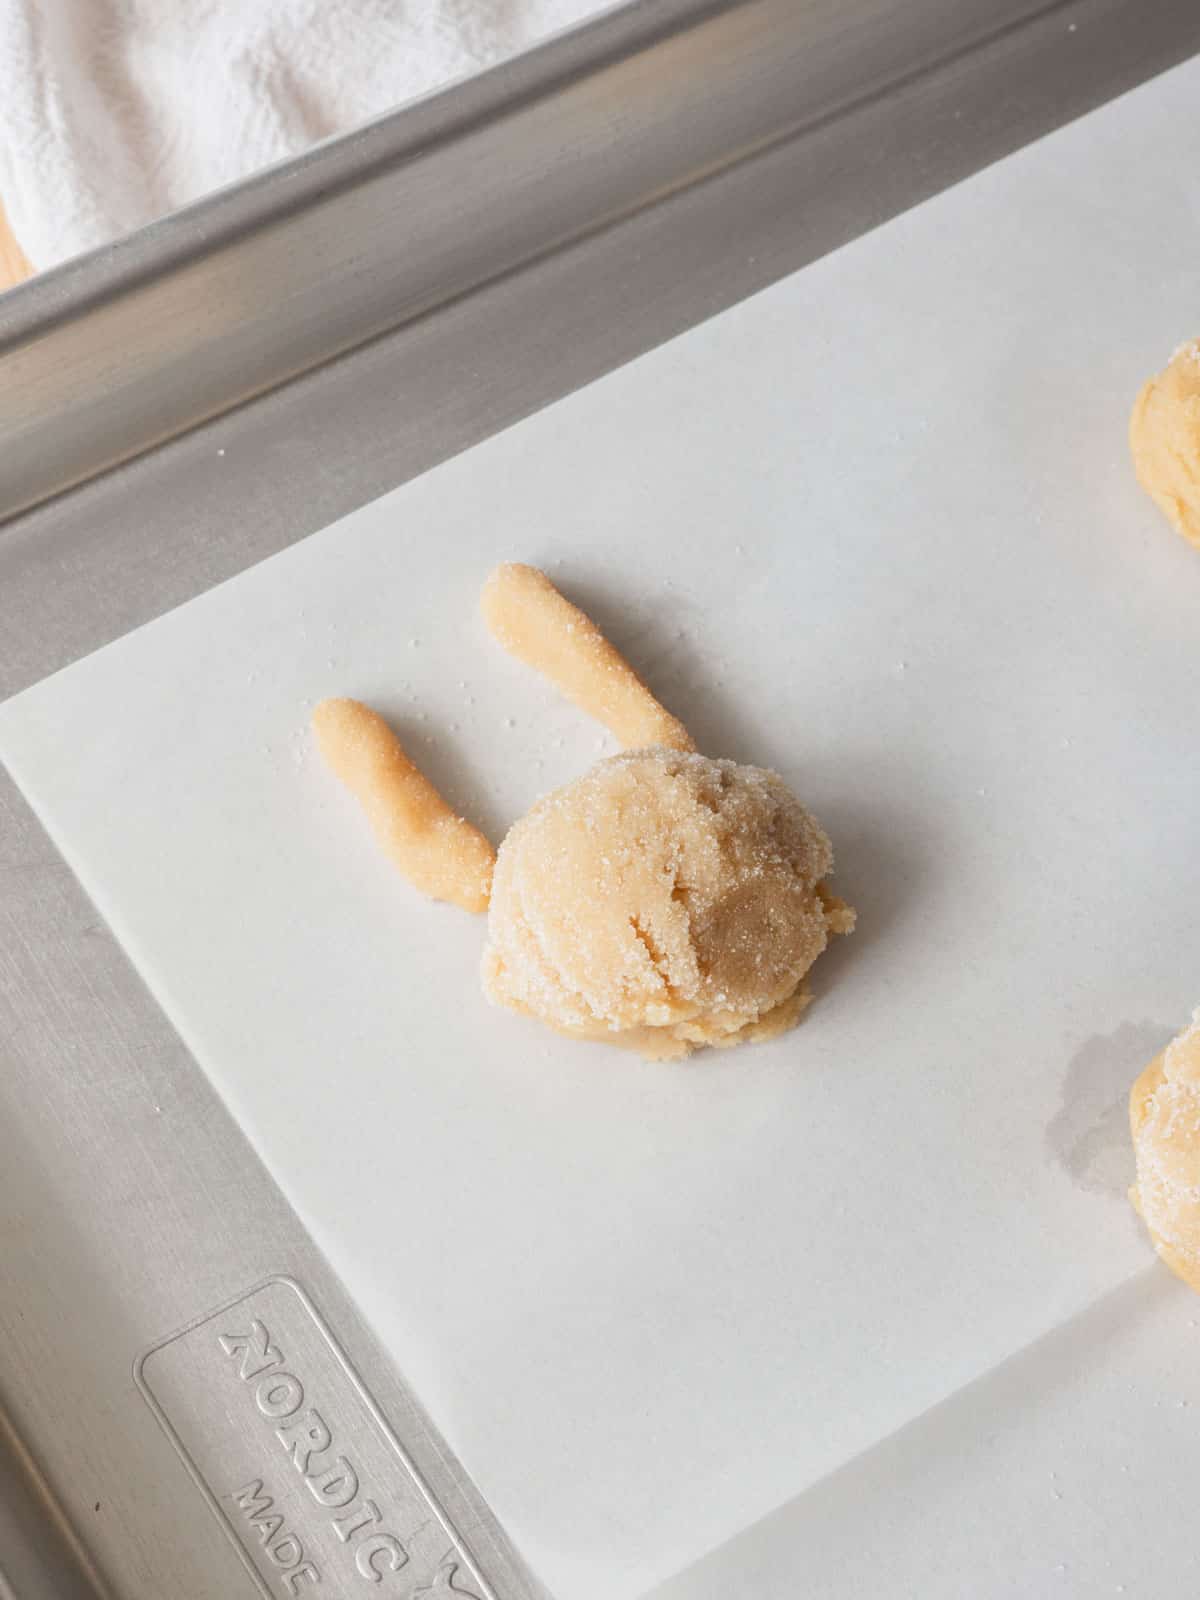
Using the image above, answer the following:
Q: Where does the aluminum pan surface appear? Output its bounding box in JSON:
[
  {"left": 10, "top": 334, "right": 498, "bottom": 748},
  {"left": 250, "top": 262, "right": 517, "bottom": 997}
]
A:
[
  {"left": 3, "top": 49, "right": 1199, "bottom": 1598},
  {"left": 3, "top": 4, "right": 1200, "bottom": 1599}
]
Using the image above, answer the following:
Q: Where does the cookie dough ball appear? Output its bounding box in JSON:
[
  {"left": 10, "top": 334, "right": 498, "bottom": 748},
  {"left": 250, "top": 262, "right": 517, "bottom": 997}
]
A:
[
  {"left": 1130, "top": 339, "right": 1200, "bottom": 549},
  {"left": 1130, "top": 1011, "right": 1200, "bottom": 1293},
  {"left": 482, "top": 747, "right": 852, "bottom": 1059}
]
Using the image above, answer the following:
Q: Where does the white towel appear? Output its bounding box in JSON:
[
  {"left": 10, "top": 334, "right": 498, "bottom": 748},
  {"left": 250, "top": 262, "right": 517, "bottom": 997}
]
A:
[{"left": 0, "top": 0, "right": 605, "bottom": 271}]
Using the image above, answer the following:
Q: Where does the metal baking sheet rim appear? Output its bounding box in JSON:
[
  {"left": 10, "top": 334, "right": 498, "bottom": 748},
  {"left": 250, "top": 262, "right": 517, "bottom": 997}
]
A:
[
  {"left": 4, "top": 0, "right": 1200, "bottom": 530},
  {"left": 134, "top": 1276, "right": 497, "bottom": 1600}
]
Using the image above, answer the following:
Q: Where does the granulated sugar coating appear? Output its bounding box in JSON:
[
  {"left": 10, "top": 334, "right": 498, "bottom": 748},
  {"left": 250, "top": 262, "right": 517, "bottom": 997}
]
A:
[
  {"left": 1130, "top": 1011, "right": 1200, "bottom": 1294},
  {"left": 482, "top": 747, "right": 853, "bottom": 1060}
]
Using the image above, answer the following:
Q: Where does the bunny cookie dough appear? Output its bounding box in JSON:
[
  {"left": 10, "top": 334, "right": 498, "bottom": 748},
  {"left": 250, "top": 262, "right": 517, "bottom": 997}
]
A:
[
  {"left": 314, "top": 563, "right": 852, "bottom": 1060},
  {"left": 1130, "top": 1011, "right": 1200, "bottom": 1294},
  {"left": 1130, "top": 338, "right": 1200, "bottom": 549}
]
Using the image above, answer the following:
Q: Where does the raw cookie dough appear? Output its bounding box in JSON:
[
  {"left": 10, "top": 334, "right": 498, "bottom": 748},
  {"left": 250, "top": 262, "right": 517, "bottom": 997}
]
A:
[
  {"left": 314, "top": 564, "right": 853, "bottom": 1059},
  {"left": 1130, "top": 1010, "right": 1200, "bottom": 1293},
  {"left": 482, "top": 746, "right": 852, "bottom": 1060},
  {"left": 1130, "top": 338, "right": 1200, "bottom": 549},
  {"left": 313, "top": 697, "right": 495, "bottom": 914},
  {"left": 482, "top": 563, "right": 695, "bottom": 752}
]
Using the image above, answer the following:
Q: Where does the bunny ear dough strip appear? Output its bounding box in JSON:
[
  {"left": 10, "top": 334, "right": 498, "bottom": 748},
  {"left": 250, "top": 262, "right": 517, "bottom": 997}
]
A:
[
  {"left": 481, "top": 563, "right": 695, "bottom": 752},
  {"left": 313, "top": 698, "right": 495, "bottom": 913}
]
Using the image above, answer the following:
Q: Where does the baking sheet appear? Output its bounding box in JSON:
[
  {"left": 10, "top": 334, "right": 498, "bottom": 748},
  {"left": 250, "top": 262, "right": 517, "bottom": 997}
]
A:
[{"left": 3, "top": 49, "right": 1199, "bottom": 1600}]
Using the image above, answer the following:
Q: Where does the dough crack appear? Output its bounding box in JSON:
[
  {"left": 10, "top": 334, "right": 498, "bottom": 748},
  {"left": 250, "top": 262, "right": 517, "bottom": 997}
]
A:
[{"left": 628, "top": 915, "right": 675, "bottom": 994}]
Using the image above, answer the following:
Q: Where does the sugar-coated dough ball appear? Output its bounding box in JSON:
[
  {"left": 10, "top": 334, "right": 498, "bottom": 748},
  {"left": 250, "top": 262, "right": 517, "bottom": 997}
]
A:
[
  {"left": 1130, "top": 339, "right": 1200, "bottom": 549},
  {"left": 1130, "top": 1011, "right": 1200, "bottom": 1293},
  {"left": 481, "top": 748, "right": 850, "bottom": 1059}
]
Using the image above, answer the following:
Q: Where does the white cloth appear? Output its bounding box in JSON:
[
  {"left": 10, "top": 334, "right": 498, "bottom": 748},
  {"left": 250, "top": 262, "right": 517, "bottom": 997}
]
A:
[{"left": 0, "top": 0, "right": 604, "bottom": 270}]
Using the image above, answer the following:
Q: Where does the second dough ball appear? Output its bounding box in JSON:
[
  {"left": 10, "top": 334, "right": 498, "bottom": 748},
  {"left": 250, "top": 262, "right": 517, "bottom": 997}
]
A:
[
  {"left": 1130, "top": 1011, "right": 1200, "bottom": 1294},
  {"left": 482, "top": 747, "right": 851, "bottom": 1059},
  {"left": 1130, "top": 338, "right": 1200, "bottom": 549}
]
